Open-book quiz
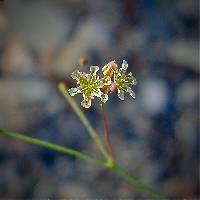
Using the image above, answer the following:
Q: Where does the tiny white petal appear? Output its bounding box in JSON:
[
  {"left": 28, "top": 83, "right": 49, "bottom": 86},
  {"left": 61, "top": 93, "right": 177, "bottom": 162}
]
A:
[
  {"left": 90, "top": 66, "right": 99, "bottom": 75},
  {"left": 71, "top": 70, "right": 80, "bottom": 80},
  {"left": 93, "top": 89, "right": 102, "bottom": 97},
  {"left": 118, "top": 89, "right": 125, "bottom": 100},
  {"left": 132, "top": 79, "right": 137, "bottom": 85},
  {"left": 126, "top": 87, "right": 135, "bottom": 98},
  {"left": 102, "top": 65, "right": 108, "bottom": 72},
  {"left": 128, "top": 72, "right": 137, "bottom": 85},
  {"left": 81, "top": 96, "right": 92, "bottom": 108},
  {"left": 122, "top": 60, "right": 128, "bottom": 70},
  {"left": 100, "top": 93, "right": 108, "bottom": 103},
  {"left": 68, "top": 87, "right": 80, "bottom": 96}
]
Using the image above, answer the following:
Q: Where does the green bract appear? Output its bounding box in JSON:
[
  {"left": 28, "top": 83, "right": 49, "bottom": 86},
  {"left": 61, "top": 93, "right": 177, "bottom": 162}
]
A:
[{"left": 68, "top": 66, "right": 111, "bottom": 108}]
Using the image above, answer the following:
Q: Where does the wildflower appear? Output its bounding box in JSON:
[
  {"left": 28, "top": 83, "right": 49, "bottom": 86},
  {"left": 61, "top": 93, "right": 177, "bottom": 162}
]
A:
[
  {"left": 68, "top": 66, "right": 111, "bottom": 108},
  {"left": 102, "top": 60, "right": 137, "bottom": 100},
  {"left": 114, "top": 60, "right": 137, "bottom": 100}
]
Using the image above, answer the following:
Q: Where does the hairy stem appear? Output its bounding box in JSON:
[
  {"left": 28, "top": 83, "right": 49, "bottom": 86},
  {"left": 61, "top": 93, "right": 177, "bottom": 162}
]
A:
[{"left": 58, "top": 82, "right": 112, "bottom": 163}]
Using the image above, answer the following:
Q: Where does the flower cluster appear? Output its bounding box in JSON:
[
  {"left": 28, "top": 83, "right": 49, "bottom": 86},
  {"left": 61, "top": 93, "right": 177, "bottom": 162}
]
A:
[{"left": 68, "top": 60, "right": 137, "bottom": 108}]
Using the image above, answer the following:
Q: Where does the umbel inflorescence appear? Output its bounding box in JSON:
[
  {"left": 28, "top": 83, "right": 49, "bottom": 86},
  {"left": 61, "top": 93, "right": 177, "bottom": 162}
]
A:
[{"left": 68, "top": 60, "right": 137, "bottom": 108}]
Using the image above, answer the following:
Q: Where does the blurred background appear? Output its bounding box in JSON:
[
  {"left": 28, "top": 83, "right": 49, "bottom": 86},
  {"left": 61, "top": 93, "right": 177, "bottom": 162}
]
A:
[{"left": 0, "top": 0, "right": 199, "bottom": 199}]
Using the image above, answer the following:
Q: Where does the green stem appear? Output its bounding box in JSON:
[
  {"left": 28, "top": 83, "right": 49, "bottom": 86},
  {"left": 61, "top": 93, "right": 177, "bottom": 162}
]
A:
[
  {"left": 0, "top": 129, "right": 167, "bottom": 199},
  {"left": 58, "top": 82, "right": 112, "bottom": 163},
  {"left": 110, "top": 163, "right": 167, "bottom": 200},
  {"left": 0, "top": 129, "right": 105, "bottom": 167}
]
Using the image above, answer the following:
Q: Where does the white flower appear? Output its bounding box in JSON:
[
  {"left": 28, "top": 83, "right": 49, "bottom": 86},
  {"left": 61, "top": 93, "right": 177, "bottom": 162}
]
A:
[{"left": 68, "top": 66, "right": 111, "bottom": 108}]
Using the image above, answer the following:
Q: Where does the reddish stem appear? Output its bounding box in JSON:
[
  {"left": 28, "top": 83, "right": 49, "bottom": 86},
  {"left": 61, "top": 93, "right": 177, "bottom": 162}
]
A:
[{"left": 101, "top": 104, "right": 115, "bottom": 160}]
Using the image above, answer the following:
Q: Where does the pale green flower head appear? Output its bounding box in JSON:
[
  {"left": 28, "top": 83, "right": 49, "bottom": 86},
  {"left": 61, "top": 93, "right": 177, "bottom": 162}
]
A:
[
  {"left": 68, "top": 66, "right": 111, "bottom": 108},
  {"left": 113, "top": 60, "right": 137, "bottom": 100}
]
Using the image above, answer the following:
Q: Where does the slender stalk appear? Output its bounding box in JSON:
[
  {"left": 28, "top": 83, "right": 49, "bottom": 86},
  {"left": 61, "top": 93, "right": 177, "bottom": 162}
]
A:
[
  {"left": 0, "top": 129, "right": 105, "bottom": 167},
  {"left": 100, "top": 104, "right": 115, "bottom": 160},
  {"left": 58, "top": 82, "right": 112, "bottom": 163},
  {"left": 110, "top": 163, "right": 167, "bottom": 200}
]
